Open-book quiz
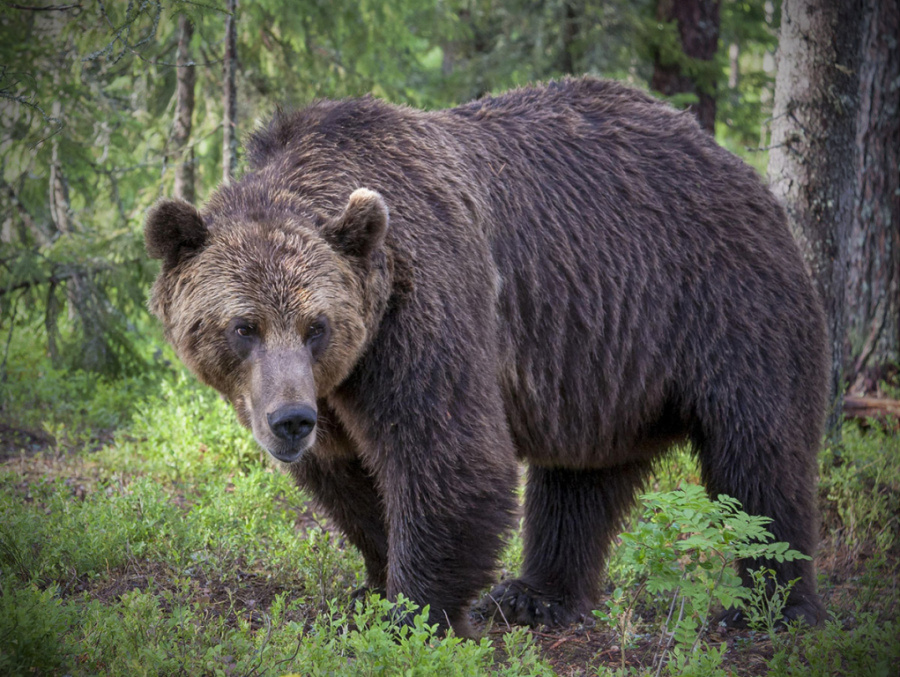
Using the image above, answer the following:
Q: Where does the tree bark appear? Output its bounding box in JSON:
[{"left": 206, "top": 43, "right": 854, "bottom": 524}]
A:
[
  {"left": 651, "top": 0, "right": 720, "bottom": 134},
  {"left": 846, "top": 0, "right": 900, "bottom": 383},
  {"left": 173, "top": 14, "right": 196, "bottom": 204},
  {"left": 3, "top": 182, "right": 51, "bottom": 245},
  {"left": 49, "top": 101, "right": 71, "bottom": 238},
  {"left": 223, "top": 0, "right": 238, "bottom": 185},
  {"left": 49, "top": 89, "right": 112, "bottom": 373},
  {"left": 728, "top": 42, "right": 739, "bottom": 89},
  {"left": 768, "top": 0, "right": 864, "bottom": 440},
  {"left": 557, "top": 0, "right": 579, "bottom": 75}
]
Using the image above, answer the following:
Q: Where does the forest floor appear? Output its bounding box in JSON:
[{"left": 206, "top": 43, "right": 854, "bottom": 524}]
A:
[{"left": 1, "top": 357, "right": 898, "bottom": 676}]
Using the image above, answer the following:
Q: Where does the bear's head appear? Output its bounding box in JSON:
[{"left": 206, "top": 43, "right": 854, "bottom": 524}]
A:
[{"left": 145, "top": 188, "right": 391, "bottom": 463}]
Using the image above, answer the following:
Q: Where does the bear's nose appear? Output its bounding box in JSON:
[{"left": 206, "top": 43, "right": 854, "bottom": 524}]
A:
[{"left": 267, "top": 405, "right": 317, "bottom": 442}]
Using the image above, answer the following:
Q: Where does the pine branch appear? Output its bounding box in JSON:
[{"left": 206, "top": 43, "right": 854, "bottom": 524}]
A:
[
  {"left": 0, "top": 259, "right": 141, "bottom": 297},
  {"left": 3, "top": 3, "right": 81, "bottom": 11}
]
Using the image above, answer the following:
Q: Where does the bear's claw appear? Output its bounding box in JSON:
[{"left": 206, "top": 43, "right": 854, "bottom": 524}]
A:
[
  {"left": 478, "top": 579, "right": 585, "bottom": 628},
  {"left": 349, "top": 585, "right": 387, "bottom": 601}
]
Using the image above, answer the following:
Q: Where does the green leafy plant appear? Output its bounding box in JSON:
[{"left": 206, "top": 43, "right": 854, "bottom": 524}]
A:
[
  {"left": 497, "top": 626, "right": 555, "bottom": 677},
  {"left": 819, "top": 426, "right": 900, "bottom": 559},
  {"left": 767, "top": 612, "right": 900, "bottom": 677},
  {"left": 595, "top": 485, "right": 809, "bottom": 673},
  {"left": 661, "top": 642, "right": 728, "bottom": 677},
  {"left": 0, "top": 581, "right": 76, "bottom": 675},
  {"left": 743, "top": 567, "right": 798, "bottom": 639}
]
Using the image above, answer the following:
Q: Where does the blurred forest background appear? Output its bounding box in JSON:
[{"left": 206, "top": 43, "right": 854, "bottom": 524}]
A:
[
  {"left": 1, "top": 0, "right": 896, "bottom": 425},
  {"left": 1, "top": 2, "right": 898, "bottom": 675}
]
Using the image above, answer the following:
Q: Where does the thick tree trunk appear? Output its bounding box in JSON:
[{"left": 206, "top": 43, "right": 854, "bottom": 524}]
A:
[
  {"left": 223, "top": 0, "right": 238, "bottom": 185},
  {"left": 173, "top": 15, "right": 196, "bottom": 204},
  {"left": 847, "top": 0, "right": 900, "bottom": 385},
  {"left": 651, "top": 0, "right": 720, "bottom": 134},
  {"left": 768, "top": 0, "right": 864, "bottom": 440}
]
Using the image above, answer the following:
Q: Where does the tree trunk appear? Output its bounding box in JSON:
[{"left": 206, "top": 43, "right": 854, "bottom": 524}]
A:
[
  {"left": 223, "top": 0, "right": 238, "bottom": 185},
  {"left": 49, "top": 102, "right": 71, "bottom": 239},
  {"left": 557, "top": 0, "right": 579, "bottom": 75},
  {"left": 768, "top": 0, "right": 864, "bottom": 440},
  {"left": 173, "top": 14, "right": 196, "bottom": 204},
  {"left": 651, "top": 0, "right": 720, "bottom": 134},
  {"left": 3, "top": 182, "right": 51, "bottom": 246},
  {"left": 49, "top": 88, "right": 112, "bottom": 373},
  {"left": 846, "top": 0, "right": 900, "bottom": 385},
  {"left": 728, "top": 42, "right": 739, "bottom": 89}
]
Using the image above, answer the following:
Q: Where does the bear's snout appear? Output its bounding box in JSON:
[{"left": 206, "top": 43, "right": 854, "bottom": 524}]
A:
[{"left": 267, "top": 404, "right": 317, "bottom": 453}]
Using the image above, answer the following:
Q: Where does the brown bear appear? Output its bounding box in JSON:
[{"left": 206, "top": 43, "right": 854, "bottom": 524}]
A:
[{"left": 145, "top": 77, "right": 827, "bottom": 637}]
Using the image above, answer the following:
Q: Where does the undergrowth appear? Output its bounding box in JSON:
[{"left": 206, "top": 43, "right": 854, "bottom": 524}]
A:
[{"left": 1, "top": 337, "right": 898, "bottom": 675}]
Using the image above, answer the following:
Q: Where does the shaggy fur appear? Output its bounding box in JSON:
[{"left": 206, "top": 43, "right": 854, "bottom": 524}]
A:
[{"left": 146, "top": 77, "right": 827, "bottom": 636}]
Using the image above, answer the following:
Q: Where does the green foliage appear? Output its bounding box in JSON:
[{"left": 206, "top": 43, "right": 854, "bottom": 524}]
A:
[
  {"left": 1, "top": 0, "right": 781, "bottom": 378},
  {"left": 428, "top": 0, "right": 657, "bottom": 100},
  {"left": 0, "top": 330, "right": 161, "bottom": 436},
  {"left": 0, "top": 581, "right": 76, "bottom": 676},
  {"left": 742, "top": 568, "right": 796, "bottom": 638},
  {"left": 97, "top": 366, "right": 261, "bottom": 480},
  {"left": 239, "top": 0, "right": 453, "bottom": 108},
  {"left": 295, "top": 524, "right": 367, "bottom": 607},
  {"left": 0, "top": 473, "right": 181, "bottom": 584},
  {"left": 79, "top": 582, "right": 309, "bottom": 676},
  {"left": 282, "top": 595, "right": 545, "bottom": 675},
  {"left": 767, "top": 614, "right": 900, "bottom": 677},
  {"left": 717, "top": 0, "right": 779, "bottom": 152},
  {"left": 0, "top": 465, "right": 361, "bottom": 603},
  {"left": 661, "top": 643, "right": 728, "bottom": 677},
  {"left": 819, "top": 424, "right": 900, "bottom": 557},
  {"left": 596, "top": 485, "right": 809, "bottom": 671},
  {"left": 1, "top": 2, "right": 171, "bottom": 375},
  {"left": 498, "top": 627, "right": 556, "bottom": 677},
  {"left": 641, "top": 18, "right": 722, "bottom": 95}
]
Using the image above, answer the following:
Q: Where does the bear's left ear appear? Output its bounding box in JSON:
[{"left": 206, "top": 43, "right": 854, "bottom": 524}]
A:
[
  {"left": 145, "top": 199, "right": 208, "bottom": 271},
  {"left": 322, "top": 188, "right": 389, "bottom": 261}
]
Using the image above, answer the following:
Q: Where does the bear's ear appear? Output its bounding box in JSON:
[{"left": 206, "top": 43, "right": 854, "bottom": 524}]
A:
[
  {"left": 322, "top": 188, "right": 389, "bottom": 261},
  {"left": 144, "top": 199, "right": 208, "bottom": 270}
]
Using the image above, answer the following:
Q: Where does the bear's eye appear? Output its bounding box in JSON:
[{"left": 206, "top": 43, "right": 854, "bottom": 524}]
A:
[
  {"left": 307, "top": 322, "right": 325, "bottom": 341},
  {"left": 226, "top": 318, "right": 260, "bottom": 359},
  {"left": 306, "top": 315, "right": 330, "bottom": 359},
  {"left": 235, "top": 323, "right": 257, "bottom": 338}
]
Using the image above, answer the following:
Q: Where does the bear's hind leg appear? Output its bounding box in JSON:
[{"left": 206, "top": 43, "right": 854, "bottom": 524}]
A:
[
  {"left": 483, "top": 463, "right": 649, "bottom": 628},
  {"left": 695, "top": 419, "right": 825, "bottom": 628}
]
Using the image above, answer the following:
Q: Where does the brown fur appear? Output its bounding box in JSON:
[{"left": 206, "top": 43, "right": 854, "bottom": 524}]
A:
[{"left": 146, "top": 77, "right": 827, "bottom": 636}]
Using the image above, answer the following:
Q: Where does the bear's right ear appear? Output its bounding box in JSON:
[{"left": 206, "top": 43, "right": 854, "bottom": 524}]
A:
[
  {"left": 322, "top": 188, "right": 389, "bottom": 261},
  {"left": 144, "top": 199, "right": 208, "bottom": 270}
]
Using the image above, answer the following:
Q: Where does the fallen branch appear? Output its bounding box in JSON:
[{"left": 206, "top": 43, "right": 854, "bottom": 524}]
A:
[{"left": 843, "top": 396, "right": 900, "bottom": 422}]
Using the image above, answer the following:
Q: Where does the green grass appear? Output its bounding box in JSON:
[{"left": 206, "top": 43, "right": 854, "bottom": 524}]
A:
[{"left": 1, "top": 335, "right": 898, "bottom": 675}]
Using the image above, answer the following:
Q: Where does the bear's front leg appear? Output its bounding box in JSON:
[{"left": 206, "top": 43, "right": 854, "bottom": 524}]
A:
[
  {"left": 383, "top": 460, "right": 517, "bottom": 636},
  {"left": 337, "top": 369, "right": 519, "bottom": 637}
]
